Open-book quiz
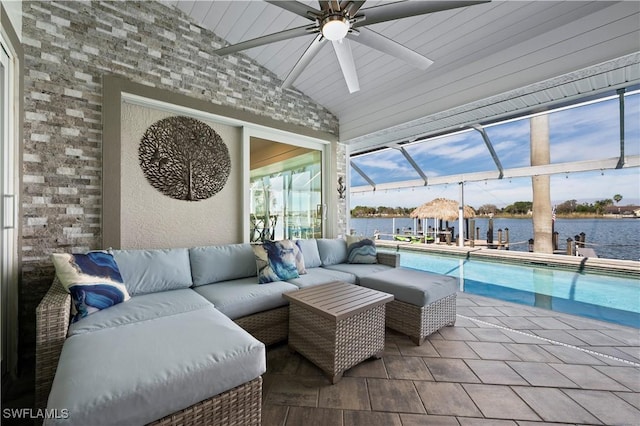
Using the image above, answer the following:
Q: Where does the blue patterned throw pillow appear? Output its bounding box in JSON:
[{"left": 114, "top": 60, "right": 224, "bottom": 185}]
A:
[
  {"left": 252, "top": 240, "right": 300, "bottom": 283},
  {"left": 51, "top": 252, "right": 131, "bottom": 322},
  {"left": 346, "top": 236, "right": 378, "bottom": 264}
]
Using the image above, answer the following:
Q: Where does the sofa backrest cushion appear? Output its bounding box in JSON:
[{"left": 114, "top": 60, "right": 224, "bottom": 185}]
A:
[
  {"left": 190, "top": 243, "right": 257, "bottom": 286},
  {"left": 296, "top": 239, "right": 322, "bottom": 268},
  {"left": 112, "top": 248, "right": 193, "bottom": 295},
  {"left": 316, "top": 238, "right": 348, "bottom": 266}
]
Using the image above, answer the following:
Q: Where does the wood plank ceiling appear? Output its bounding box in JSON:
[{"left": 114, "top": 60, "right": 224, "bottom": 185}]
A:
[{"left": 163, "top": 1, "right": 640, "bottom": 152}]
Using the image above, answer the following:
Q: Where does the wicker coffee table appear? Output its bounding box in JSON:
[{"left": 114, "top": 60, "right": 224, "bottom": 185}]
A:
[{"left": 283, "top": 281, "right": 393, "bottom": 384}]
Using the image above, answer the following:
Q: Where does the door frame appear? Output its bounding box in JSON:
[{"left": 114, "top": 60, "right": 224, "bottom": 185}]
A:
[{"left": 1, "top": 5, "right": 23, "bottom": 377}]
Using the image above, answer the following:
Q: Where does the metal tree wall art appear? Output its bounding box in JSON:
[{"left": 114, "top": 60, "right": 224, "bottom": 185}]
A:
[{"left": 139, "top": 116, "right": 231, "bottom": 201}]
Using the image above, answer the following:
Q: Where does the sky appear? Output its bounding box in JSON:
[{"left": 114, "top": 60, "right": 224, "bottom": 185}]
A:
[{"left": 350, "top": 93, "right": 640, "bottom": 210}]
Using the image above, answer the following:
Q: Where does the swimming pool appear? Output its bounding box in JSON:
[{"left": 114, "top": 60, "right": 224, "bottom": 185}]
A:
[{"left": 384, "top": 250, "right": 640, "bottom": 328}]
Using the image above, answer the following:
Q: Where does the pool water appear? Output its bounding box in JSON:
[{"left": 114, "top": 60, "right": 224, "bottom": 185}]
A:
[{"left": 386, "top": 250, "right": 640, "bottom": 328}]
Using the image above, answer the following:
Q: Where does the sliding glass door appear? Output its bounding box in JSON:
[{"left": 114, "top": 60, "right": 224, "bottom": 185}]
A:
[
  {"left": 0, "top": 41, "right": 16, "bottom": 376},
  {"left": 250, "top": 146, "right": 322, "bottom": 242}
]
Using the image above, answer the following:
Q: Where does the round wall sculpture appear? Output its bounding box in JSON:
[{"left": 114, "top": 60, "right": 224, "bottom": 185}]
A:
[{"left": 139, "top": 116, "right": 231, "bottom": 201}]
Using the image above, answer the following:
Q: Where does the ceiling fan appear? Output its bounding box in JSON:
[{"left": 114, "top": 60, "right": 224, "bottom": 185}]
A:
[{"left": 213, "top": 1, "right": 489, "bottom": 94}]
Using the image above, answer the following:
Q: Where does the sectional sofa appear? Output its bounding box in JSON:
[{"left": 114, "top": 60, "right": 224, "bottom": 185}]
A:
[{"left": 35, "top": 238, "right": 399, "bottom": 425}]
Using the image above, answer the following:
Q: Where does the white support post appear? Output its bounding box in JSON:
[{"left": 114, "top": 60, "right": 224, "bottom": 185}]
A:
[{"left": 458, "top": 181, "right": 465, "bottom": 247}]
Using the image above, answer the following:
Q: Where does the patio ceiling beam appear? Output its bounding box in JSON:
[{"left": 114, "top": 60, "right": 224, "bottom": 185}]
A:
[
  {"left": 616, "top": 88, "right": 625, "bottom": 169},
  {"left": 350, "top": 155, "right": 640, "bottom": 193},
  {"left": 396, "top": 146, "right": 429, "bottom": 185},
  {"left": 350, "top": 160, "right": 376, "bottom": 191},
  {"left": 470, "top": 124, "right": 504, "bottom": 179}
]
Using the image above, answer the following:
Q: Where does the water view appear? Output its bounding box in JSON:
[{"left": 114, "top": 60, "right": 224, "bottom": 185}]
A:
[{"left": 350, "top": 217, "right": 640, "bottom": 261}]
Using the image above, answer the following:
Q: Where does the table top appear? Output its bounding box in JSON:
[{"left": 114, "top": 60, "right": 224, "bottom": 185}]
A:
[{"left": 283, "top": 281, "right": 393, "bottom": 321}]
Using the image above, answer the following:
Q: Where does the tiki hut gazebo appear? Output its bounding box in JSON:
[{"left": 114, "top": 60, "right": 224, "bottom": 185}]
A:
[{"left": 410, "top": 198, "right": 476, "bottom": 244}]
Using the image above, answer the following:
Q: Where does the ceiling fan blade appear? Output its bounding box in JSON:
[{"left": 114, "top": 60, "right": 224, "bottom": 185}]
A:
[
  {"left": 348, "top": 27, "right": 433, "bottom": 70},
  {"left": 353, "top": 1, "right": 490, "bottom": 28},
  {"left": 266, "top": 1, "right": 321, "bottom": 20},
  {"left": 341, "top": 1, "right": 367, "bottom": 16},
  {"left": 282, "top": 34, "right": 326, "bottom": 89},
  {"left": 214, "top": 25, "right": 314, "bottom": 56},
  {"left": 332, "top": 39, "right": 360, "bottom": 93}
]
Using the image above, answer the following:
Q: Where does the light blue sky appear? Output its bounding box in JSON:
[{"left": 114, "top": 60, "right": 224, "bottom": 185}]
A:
[{"left": 350, "top": 93, "right": 640, "bottom": 209}]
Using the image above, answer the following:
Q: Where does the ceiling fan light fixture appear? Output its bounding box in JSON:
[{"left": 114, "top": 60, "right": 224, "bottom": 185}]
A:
[{"left": 321, "top": 15, "right": 349, "bottom": 41}]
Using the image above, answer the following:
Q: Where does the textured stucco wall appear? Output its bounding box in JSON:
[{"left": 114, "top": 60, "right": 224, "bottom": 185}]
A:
[
  {"left": 20, "top": 0, "right": 339, "bottom": 370},
  {"left": 120, "top": 103, "right": 242, "bottom": 248}
]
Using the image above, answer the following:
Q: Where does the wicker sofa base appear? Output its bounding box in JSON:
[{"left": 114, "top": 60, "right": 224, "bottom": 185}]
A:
[
  {"left": 234, "top": 306, "right": 289, "bottom": 346},
  {"left": 386, "top": 294, "right": 457, "bottom": 345},
  {"left": 148, "top": 377, "right": 262, "bottom": 426},
  {"left": 35, "top": 278, "right": 71, "bottom": 410}
]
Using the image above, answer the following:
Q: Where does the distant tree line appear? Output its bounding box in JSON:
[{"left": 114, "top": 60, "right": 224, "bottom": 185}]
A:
[
  {"left": 555, "top": 198, "right": 619, "bottom": 214},
  {"left": 350, "top": 206, "right": 414, "bottom": 217},
  {"left": 351, "top": 194, "right": 630, "bottom": 217},
  {"left": 477, "top": 198, "right": 621, "bottom": 215}
]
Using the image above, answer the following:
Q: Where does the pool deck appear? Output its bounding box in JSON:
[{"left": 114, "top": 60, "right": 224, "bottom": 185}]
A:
[
  {"left": 262, "top": 292, "right": 640, "bottom": 425},
  {"left": 3, "top": 292, "right": 638, "bottom": 425}
]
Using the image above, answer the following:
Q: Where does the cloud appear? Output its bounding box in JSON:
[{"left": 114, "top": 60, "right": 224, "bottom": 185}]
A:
[
  {"left": 352, "top": 149, "right": 421, "bottom": 182},
  {"left": 486, "top": 119, "right": 530, "bottom": 140},
  {"left": 548, "top": 100, "right": 621, "bottom": 162}
]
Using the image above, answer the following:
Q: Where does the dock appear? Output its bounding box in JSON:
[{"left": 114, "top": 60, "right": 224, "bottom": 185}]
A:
[{"left": 576, "top": 247, "right": 599, "bottom": 258}]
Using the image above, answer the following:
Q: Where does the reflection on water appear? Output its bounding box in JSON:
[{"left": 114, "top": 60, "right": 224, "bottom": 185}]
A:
[{"left": 533, "top": 269, "right": 553, "bottom": 310}]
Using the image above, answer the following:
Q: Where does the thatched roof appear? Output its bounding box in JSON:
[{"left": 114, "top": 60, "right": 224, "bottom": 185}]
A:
[{"left": 410, "top": 198, "right": 476, "bottom": 221}]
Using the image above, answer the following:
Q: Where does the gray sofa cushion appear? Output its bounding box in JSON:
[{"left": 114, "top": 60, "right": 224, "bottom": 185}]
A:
[
  {"left": 112, "top": 248, "right": 192, "bottom": 295},
  {"left": 189, "top": 243, "right": 257, "bottom": 286},
  {"left": 316, "top": 238, "right": 348, "bottom": 266},
  {"left": 322, "top": 263, "right": 394, "bottom": 283},
  {"left": 45, "top": 307, "right": 265, "bottom": 426},
  {"left": 193, "top": 277, "right": 298, "bottom": 320},
  {"left": 295, "top": 239, "right": 322, "bottom": 268},
  {"left": 359, "top": 267, "right": 458, "bottom": 306},
  {"left": 287, "top": 267, "right": 356, "bottom": 288},
  {"left": 68, "top": 289, "right": 212, "bottom": 336}
]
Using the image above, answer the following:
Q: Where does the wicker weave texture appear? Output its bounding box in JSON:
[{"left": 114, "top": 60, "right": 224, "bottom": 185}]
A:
[
  {"left": 386, "top": 294, "right": 456, "bottom": 345},
  {"left": 147, "top": 377, "right": 262, "bottom": 426},
  {"left": 234, "top": 306, "right": 288, "bottom": 345},
  {"left": 289, "top": 303, "right": 386, "bottom": 379},
  {"left": 35, "top": 278, "right": 71, "bottom": 410},
  {"left": 376, "top": 252, "right": 400, "bottom": 267}
]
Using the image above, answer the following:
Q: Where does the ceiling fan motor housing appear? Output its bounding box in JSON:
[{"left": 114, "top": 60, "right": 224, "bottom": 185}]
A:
[{"left": 321, "top": 13, "right": 350, "bottom": 41}]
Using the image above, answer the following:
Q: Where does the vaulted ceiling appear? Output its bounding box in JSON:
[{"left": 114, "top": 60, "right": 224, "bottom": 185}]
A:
[{"left": 164, "top": 1, "right": 640, "bottom": 152}]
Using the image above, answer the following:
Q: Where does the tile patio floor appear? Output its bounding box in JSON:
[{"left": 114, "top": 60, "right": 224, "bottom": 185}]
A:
[{"left": 261, "top": 292, "right": 640, "bottom": 426}]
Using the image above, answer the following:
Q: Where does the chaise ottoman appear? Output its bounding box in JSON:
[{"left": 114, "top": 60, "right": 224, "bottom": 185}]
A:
[{"left": 359, "top": 267, "right": 458, "bottom": 345}]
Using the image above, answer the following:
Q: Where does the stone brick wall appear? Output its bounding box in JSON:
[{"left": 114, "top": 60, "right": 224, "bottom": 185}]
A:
[{"left": 20, "top": 0, "right": 339, "bottom": 372}]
